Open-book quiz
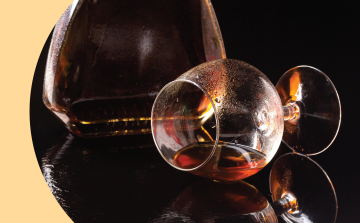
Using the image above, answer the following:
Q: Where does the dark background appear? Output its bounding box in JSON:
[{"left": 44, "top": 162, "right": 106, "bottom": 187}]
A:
[{"left": 31, "top": 1, "right": 359, "bottom": 222}]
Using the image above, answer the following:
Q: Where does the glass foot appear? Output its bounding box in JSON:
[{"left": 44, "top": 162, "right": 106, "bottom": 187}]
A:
[{"left": 276, "top": 66, "right": 341, "bottom": 155}]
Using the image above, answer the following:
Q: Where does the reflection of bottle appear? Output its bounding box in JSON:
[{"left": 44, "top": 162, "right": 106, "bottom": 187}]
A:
[
  {"left": 43, "top": 0, "right": 225, "bottom": 137},
  {"left": 41, "top": 133, "right": 198, "bottom": 222}
]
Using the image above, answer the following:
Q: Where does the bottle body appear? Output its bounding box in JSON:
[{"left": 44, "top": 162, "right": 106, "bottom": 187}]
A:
[{"left": 43, "top": 0, "right": 225, "bottom": 137}]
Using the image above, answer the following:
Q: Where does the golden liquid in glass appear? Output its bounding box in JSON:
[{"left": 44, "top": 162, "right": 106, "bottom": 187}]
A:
[{"left": 173, "top": 142, "right": 266, "bottom": 182}]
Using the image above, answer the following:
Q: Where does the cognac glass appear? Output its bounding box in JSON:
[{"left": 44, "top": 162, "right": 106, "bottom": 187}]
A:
[{"left": 151, "top": 59, "right": 341, "bottom": 182}]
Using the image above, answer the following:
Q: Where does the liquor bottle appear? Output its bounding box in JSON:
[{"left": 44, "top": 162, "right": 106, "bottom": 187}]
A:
[{"left": 43, "top": 0, "right": 226, "bottom": 137}]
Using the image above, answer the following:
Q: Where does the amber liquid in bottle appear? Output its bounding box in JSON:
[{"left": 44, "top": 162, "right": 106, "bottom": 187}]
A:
[
  {"left": 173, "top": 142, "right": 266, "bottom": 182},
  {"left": 43, "top": 0, "right": 225, "bottom": 137}
]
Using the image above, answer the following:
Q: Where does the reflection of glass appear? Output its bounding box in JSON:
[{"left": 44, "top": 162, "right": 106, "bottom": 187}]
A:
[
  {"left": 270, "top": 153, "right": 337, "bottom": 223},
  {"left": 151, "top": 59, "right": 341, "bottom": 182},
  {"left": 150, "top": 153, "right": 338, "bottom": 223},
  {"left": 43, "top": 0, "right": 225, "bottom": 137},
  {"left": 168, "top": 179, "right": 278, "bottom": 223}
]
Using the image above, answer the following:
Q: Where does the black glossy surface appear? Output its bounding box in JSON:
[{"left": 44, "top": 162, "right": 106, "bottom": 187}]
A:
[{"left": 31, "top": 1, "right": 359, "bottom": 222}]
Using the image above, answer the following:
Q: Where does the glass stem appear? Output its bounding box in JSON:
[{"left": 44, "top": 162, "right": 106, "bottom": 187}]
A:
[
  {"left": 283, "top": 102, "right": 300, "bottom": 121},
  {"left": 271, "top": 193, "right": 298, "bottom": 216}
]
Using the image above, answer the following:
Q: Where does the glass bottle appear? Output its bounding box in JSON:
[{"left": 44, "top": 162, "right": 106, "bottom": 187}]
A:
[{"left": 43, "top": 0, "right": 226, "bottom": 137}]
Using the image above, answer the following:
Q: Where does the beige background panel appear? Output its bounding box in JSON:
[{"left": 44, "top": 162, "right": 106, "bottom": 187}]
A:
[{"left": 1, "top": 0, "right": 73, "bottom": 222}]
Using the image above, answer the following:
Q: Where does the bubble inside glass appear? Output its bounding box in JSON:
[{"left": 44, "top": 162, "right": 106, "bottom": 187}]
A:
[{"left": 151, "top": 59, "right": 283, "bottom": 182}]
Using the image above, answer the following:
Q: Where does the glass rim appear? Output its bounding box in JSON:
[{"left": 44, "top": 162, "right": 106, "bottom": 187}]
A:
[{"left": 151, "top": 78, "right": 220, "bottom": 172}]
